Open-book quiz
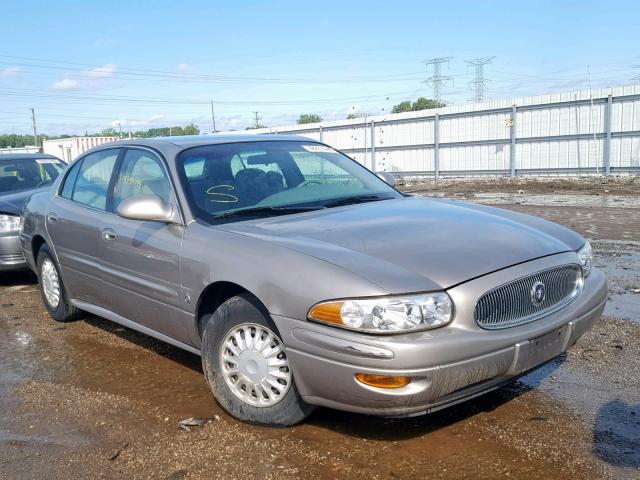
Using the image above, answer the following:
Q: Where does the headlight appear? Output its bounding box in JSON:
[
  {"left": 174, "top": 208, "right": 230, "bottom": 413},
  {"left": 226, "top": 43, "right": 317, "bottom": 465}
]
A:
[
  {"left": 308, "top": 292, "right": 454, "bottom": 333},
  {"left": 0, "top": 214, "right": 21, "bottom": 234},
  {"left": 577, "top": 241, "right": 593, "bottom": 277}
]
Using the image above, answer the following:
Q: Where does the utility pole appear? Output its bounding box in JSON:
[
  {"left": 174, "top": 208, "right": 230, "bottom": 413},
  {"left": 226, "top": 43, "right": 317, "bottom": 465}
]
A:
[
  {"left": 169, "top": 126, "right": 172, "bottom": 136},
  {"left": 253, "top": 111, "right": 261, "bottom": 129},
  {"left": 30, "top": 108, "right": 38, "bottom": 149},
  {"left": 422, "top": 57, "right": 453, "bottom": 103},
  {"left": 210, "top": 100, "right": 217, "bottom": 133},
  {"left": 117, "top": 122, "right": 122, "bottom": 139},
  {"left": 466, "top": 56, "right": 495, "bottom": 102}
]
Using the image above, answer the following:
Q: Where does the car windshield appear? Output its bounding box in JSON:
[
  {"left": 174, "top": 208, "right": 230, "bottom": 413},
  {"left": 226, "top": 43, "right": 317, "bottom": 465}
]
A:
[
  {"left": 177, "top": 141, "right": 400, "bottom": 222},
  {"left": 0, "top": 157, "right": 65, "bottom": 194}
]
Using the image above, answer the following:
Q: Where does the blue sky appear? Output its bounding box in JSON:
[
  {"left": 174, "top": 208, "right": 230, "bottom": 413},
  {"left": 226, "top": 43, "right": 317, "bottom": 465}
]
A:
[{"left": 1, "top": 0, "right": 638, "bottom": 135}]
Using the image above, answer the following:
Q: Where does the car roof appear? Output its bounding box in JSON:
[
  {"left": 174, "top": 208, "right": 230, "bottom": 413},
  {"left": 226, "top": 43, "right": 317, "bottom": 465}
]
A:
[
  {"left": 78, "top": 134, "right": 323, "bottom": 161},
  {"left": 93, "top": 134, "right": 315, "bottom": 151},
  {"left": 0, "top": 153, "right": 62, "bottom": 161}
]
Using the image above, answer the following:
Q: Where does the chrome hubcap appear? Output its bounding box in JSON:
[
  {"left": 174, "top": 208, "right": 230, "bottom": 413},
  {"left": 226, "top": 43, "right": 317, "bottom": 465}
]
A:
[
  {"left": 41, "top": 258, "right": 60, "bottom": 308},
  {"left": 220, "top": 323, "right": 292, "bottom": 408}
]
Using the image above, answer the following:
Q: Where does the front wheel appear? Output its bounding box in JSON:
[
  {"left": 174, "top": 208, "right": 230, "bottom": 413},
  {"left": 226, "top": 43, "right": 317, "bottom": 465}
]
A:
[
  {"left": 201, "top": 294, "right": 315, "bottom": 426},
  {"left": 37, "top": 244, "right": 81, "bottom": 322}
]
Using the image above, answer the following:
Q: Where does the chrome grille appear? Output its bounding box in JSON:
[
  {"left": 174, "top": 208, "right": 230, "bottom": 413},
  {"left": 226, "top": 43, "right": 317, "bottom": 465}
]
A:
[{"left": 474, "top": 265, "right": 583, "bottom": 329}]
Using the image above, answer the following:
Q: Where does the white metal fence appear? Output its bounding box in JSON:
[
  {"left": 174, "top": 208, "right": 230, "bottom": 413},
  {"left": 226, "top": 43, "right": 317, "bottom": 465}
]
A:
[{"left": 234, "top": 85, "right": 640, "bottom": 177}]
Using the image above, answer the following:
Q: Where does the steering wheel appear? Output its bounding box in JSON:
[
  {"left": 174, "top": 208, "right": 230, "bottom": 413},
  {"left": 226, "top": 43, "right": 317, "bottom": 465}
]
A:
[{"left": 296, "top": 180, "right": 322, "bottom": 188}]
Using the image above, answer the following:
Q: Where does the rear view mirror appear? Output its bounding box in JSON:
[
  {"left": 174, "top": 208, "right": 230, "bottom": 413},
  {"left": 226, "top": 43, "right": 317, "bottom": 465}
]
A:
[
  {"left": 117, "top": 195, "right": 179, "bottom": 223},
  {"left": 246, "top": 153, "right": 275, "bottom": 165},
  {"left": 376, "top": 171, "right": 397, "bottom": 188}
]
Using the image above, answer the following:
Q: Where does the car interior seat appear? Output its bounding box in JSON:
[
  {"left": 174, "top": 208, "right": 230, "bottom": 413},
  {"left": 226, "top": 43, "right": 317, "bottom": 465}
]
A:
[
  {"left": 0, "top": 176, "right": 20, "bottom": 192},
  {"left": 234, "top": 168, "right": 270, "bottom": 206}
]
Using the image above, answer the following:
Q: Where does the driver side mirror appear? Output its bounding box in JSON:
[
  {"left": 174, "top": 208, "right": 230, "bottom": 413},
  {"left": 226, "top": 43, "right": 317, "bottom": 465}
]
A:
[
  {"left": 376, "top": 171, "right": 397, "bottom": 188},
  {"left": 117, "top": 195, "right": 180, "bottom": 224}
]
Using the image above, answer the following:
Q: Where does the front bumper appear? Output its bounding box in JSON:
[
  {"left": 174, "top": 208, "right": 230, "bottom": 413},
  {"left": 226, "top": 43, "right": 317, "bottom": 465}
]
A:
[
  {"left": 273, "top": 253, "right": 608, "bottom": 417},
  {"left": 0, "top": 233, "right": 27, "bottom": 272}
]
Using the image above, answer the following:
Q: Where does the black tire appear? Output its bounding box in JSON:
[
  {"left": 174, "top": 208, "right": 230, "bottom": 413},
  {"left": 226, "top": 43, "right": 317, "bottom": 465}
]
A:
[
  {"left": 201, "top": 293, "right": 315, "bottom": 426},
  {"left": 36, "top": 244, "right": 81, "bottom": 322}
]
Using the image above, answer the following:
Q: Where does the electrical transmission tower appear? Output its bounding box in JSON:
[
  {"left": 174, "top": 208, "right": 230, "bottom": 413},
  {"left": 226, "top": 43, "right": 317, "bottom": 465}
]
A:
[
  {"left": 422, "top": 57, "right": 453, "bottom": 103},
  {"left": 466, "top": 56, "right": 495, "bottom": 102}
]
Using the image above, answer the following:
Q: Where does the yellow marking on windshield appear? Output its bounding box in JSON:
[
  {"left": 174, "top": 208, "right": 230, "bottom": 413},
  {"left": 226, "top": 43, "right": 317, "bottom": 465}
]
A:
[{"left": 206, "top": 185, "right": 239, "bottom": 203}]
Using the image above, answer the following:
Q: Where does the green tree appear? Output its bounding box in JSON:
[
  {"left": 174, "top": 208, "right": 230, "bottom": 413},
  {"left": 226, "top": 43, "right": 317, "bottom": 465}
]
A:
[
  {"left": 181, "top": 123, "right": 200, "bottom": 135},
  {"left": 101, "top": 127, "right": 118, "bottom": 137},
  {"left": 411, "top": 97, "right": 445, "bottom": 110},
  {"left": 391, "top": 101, "right": 412, "bottom": 114},
  {"left": 392, "top": 97, "right": 444, "bottom": 114},
  {"left": 346, "top": 112, "right": 370, "bottom": 119},
  {"left": 297, "top": 114, "right": 322, "bottom": 124}
]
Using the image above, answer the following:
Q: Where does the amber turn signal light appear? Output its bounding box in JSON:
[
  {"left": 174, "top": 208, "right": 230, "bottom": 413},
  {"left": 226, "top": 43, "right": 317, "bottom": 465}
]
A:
[
  {"left": 308, "top": 302, "right": 343, "bottom": 325},
  {"left": 355, "top": 374, "right": 410, "bottom": 389}
]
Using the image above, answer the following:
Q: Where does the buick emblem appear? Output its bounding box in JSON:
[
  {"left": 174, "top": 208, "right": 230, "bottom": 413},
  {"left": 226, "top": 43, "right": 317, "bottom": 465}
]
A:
[{"left": 531, "top": 281, "right": 546, "bottom": 306}]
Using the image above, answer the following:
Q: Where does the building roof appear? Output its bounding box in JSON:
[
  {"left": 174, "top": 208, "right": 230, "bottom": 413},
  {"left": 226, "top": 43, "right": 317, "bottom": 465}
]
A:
[{"left": 41, "top": 136, "right": 118, "bottom": 143}]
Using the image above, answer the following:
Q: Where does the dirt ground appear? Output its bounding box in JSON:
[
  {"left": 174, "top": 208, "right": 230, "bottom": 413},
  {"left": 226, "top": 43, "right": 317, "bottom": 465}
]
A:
[
  {"left": 1, "top": 177, "right": 639, "bottom": 480},
  {"left": 402, "top": 175, "right": 640, "bottom": 197}
]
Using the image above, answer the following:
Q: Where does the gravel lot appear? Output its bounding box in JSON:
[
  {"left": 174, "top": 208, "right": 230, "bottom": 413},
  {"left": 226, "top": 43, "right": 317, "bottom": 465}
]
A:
[{"left": 1, "top": 177, "right": 638, "bottom": 480}]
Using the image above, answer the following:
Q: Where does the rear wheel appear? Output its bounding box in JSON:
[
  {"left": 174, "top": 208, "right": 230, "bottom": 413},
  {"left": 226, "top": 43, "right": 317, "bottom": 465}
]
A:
[
  {"left": 201, "top": 294, "right": 315, "bottom": 426},
  {"left": 37, "top": 244, "right": 81, "bottom": 322}
]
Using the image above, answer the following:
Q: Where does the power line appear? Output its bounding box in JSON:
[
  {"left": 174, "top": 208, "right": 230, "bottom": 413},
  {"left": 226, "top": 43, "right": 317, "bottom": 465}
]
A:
[
  {"left": 422, "top": 57, "right": 453, "bottom": 102},
  {"left": 0, "top": 86, "right": 425, "bottom": 106},
  {"left": 466, "top": 57, "right": 495, "bottom": 102},
  {"left": 0, "top": 54, "right": 428, "bottom": 85}
]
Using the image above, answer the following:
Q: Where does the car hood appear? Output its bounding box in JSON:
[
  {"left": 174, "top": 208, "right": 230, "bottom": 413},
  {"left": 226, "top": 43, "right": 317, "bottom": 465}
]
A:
[
  {"left": 218, "top": 196, "right": 584, "bottom": 293},
  {"left": 0, "top": 188, "right": 44, "bottom": 215}
]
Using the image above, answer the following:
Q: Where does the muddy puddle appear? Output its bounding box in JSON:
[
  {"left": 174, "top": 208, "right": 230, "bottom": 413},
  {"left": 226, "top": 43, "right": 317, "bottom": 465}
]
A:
[{"left": 0, "top": 296, "right": 622, "bottom": 480}]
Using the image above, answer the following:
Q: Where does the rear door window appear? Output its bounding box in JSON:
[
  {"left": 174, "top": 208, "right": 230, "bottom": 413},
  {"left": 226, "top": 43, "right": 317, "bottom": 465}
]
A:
[{"left": 71, "top": 149, "right": 120, "bottom": 210}]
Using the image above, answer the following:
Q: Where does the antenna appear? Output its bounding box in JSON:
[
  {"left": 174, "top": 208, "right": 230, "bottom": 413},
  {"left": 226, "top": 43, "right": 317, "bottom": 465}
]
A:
[
  {"left": 422, "top": 57, "right": 453, "bottom": 102},
  {"left": 466, "top": 57, "right": 495, "bottom": 102}
]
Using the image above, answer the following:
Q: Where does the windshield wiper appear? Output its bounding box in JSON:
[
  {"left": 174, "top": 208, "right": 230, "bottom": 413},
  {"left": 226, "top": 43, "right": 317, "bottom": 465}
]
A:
[
  {"left": 322, "top": 194, "right": 395, "bottom": 209},
  {"left": 215, "top": 205, "right": 325, "bottom": 219}
]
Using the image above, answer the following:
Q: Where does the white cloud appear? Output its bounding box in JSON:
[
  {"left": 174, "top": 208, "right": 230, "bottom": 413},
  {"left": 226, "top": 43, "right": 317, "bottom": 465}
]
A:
[
  {"left": 83, "top": 63, "right": 117, "bottom": 78},
  {"left": 0, "top": 66, "right": 20, "bottom": 77},
  {"left": 177, "top": 63, "right": 190, "bottom": 71},
  {"left": 51, "top": 78, "right": 81, "bottom": 91},
  {"left": 110, "top": 114, "right": 169, "bottom": 128}
]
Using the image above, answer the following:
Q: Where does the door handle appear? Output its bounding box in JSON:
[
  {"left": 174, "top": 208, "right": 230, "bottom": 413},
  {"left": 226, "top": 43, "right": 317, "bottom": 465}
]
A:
[
  {"left": 46, "top": 213, "right": 58, "bottom": 223},
  {"left": 102, "top": 229, "right": 117, "bottom": 241}
]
